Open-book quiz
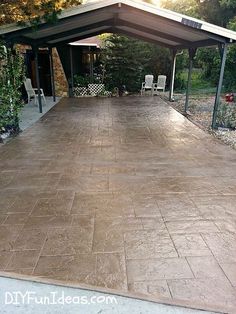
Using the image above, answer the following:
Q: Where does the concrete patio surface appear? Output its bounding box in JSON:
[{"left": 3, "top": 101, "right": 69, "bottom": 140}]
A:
[
  {"left": 19, "top": 97, "right": 61, "bottom": 131},
  {"left": 0, "top": 96, "right": 236, "bottom": 313}
]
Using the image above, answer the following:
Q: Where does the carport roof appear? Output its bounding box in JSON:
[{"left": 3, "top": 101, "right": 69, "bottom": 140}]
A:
[{"left": 1, "top": 0, "right": 236, "bottom": 49}]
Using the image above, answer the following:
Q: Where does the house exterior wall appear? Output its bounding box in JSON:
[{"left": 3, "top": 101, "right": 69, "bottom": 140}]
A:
[
  {"left": 52, "top": 47, "right": 68, "bottom": 97},
  {"left": 17, "top": 45, "right": 68, "bottom": 97},
  {"left": 17, "top": 44, "right": 101, "bottom": 98}
]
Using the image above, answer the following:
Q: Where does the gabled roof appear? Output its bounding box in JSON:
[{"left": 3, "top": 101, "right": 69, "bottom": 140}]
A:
[
  {"left": 69, "top": 36, "right": 102, "bottom": 48},
  {"left": 1, "top": 0, "right": 236, "bottom": 49}
]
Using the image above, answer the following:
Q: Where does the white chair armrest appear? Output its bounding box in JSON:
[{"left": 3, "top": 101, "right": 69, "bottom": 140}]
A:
[
  {"left": 33, "top": 88, "right": 44, "bottom": 93},
  {"left": 141, "top": 82, "right": 145, "bottom": 88}
]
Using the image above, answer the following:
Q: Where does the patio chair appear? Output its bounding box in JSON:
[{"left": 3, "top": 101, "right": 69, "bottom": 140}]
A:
[
  {"left": 152, "top": 75, "right": 167, "bottom": 96},
  {"left": 24, "top": 78, "right": 47, "bottom": 105},
  {"left": 141, "top": 75, "right": 154, "bottom": 96}
]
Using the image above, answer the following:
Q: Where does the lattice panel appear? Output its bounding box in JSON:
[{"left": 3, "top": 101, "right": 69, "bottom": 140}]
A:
[
  {"left": 88, "top": 84, "right": 105, "bottom": 96},
  {"left": 73, "top": 87, "right": 88, "bottom": 96}
]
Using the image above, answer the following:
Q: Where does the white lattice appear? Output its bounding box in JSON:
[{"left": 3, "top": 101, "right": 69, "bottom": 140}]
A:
[
  {"left": 88, "top": 84, "right": 105, "bottom": 96},
  {"left": 73, "top": 87, "right": 88, "bottom": 96}
]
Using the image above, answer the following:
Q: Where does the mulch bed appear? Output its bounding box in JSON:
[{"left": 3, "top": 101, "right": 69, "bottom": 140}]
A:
[{"left": 168, "top": 93, "right": 236, "bottom": 150}]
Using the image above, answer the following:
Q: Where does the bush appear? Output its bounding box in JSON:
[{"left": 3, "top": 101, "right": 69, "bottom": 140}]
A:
[
  {"left": 73, "top": 74, "right": 90, "bottom": 87},
  {"left": 216, "top": 102, "right": 236, "bottom": 128}
]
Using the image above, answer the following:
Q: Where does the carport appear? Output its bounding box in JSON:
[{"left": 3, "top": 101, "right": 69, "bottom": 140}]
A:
[{"left": 1, "top": 0, "right": 236, "bottom": 128}]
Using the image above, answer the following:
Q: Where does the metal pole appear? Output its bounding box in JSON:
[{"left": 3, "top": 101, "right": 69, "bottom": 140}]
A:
[
  {"left": 34, "top": 47, "right": 43, "bottom": 113},
  {"left": 69, "top": 45, "right": 74, "bottom": 97},
  {"left": 49, "top": 47, "right": 56, "bottom": 102},
  {"left": 169, "top": 49, "right": 177, "bottom": 101},
  {"left": 212, "top": 44, "right": 228, "bottom": 129},
  {"left": 91, "top": 52, "right": 94, "bottom": 80},
  {"left": 184, "top": 48, "right": 196, "bottom": 113},
  {"left": 89, "top": 47, "right": 94, "bottom": 80},
  {"left": 89, "top": 46, "right": 92, "bottom": 80}
]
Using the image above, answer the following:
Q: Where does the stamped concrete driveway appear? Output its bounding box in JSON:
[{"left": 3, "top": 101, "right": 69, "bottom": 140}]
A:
[{"left": 0, "top": 97, "right": 236, "bottom": 313}]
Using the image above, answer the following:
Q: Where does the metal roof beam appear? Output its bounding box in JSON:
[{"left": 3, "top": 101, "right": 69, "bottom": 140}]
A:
[
  {"left": 3, "top": 6, "right": 116, "bottom": 41},
  {"left": 27, "top": 19, "right": 114, "bottom": 46},
  {"left": 113, "top": 27, "right": 173, "bottom": 48},
  {"left": 52, "top": 28, "right": 113, "bottom": 47},
  {"left": 48, "top": 26, "right": 110, "bottom": 46},
  {"left": 176, "top": 38, "right": 219, "bottom": 49},
  {"left": 116, "top": 19, "right": 190, "bottom": 45},
  {"left": 120, "top": 4, "right": 227, "bottom": 44}
]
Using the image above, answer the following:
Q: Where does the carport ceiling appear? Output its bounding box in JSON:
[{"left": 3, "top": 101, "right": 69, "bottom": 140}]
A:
[{"left": 1, "top": 0, "right": 236, "bottom": 49}]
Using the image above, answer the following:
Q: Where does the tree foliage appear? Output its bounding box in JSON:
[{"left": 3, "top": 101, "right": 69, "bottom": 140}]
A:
[
  {"left": 161, "top": 0, "right": 236, "bottom": 26},
  {"left": 161, "top": 0, "right": 199, "bottom": 17},
  {"left": 161, "top": 0, "right": 236, "bottom": 91},
  {"left": 0, "top": 0, "right": 82, "bottom": 25},
  {"left": 197, "top": 0, "right": 236, "bottom": 27},
  {"left": 102, "top": 34, "right": 171, "bottom": 92}
]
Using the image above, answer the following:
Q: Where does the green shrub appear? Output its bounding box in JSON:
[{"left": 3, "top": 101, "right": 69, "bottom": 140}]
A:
[
  {"left": 73, "top": 74, "right": 90, "bottom": 87},
  {"left": 216, "top": 102, "right": 236, "bottom": 128}
]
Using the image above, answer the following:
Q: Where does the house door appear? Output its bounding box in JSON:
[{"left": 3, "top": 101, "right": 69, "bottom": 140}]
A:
[{"left": 26, "top": 49, "right": 52, "bottom": 96}]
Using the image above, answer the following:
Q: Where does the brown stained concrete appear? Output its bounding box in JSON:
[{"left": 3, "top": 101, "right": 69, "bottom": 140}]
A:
[{"left": 0, "top": 96, "right": 236, "bottom": 313}]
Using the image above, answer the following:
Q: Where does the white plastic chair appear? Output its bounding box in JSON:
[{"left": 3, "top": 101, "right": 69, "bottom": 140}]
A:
[
  {"left": 152, "top": 75, "right": 167, "bottom": 95},
  {"left": 24, "top": 78, "right": 46, "bottom": 105},
  {"left": 141, "top": 75, "right": 154, "bottom": 96}
]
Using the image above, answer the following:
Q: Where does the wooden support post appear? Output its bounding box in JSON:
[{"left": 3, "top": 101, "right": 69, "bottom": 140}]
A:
[
  {"left": 49, "top": 47, "right": 56, "bottom": 102},
  {"left": 184, "top": 48, "right": 196, "bottom": 113},
  {"left": 34, "top": 47, "right": 43, "bottom": 113},
  {"left": 169, "top": 49, "right": 177, "bottom": 101},
  {"left": 212, "top": 44, "right": 228, "bottom": 129},
  {"left": 90, "top": 50, "right": 94, "bottom": 80}
]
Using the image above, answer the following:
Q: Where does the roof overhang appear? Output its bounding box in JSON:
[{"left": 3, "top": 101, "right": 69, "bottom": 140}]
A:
[
  {"left": 1, "top": 0, "right": 236, "bottom": 49},
  {"left": 69, "top": 36, "right": 102, "bottom": 47}
]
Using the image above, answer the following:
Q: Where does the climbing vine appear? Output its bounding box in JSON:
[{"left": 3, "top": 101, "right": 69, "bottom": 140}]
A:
[{"left": 0, "top": 44, "right": 25, "bottom": 137}]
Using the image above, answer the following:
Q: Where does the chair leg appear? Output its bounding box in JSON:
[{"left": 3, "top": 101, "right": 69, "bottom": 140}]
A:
[
  {"left": 43, "top": 95, "right": 47, "bottom": 105},
  {"left": 28, "top": 95, "right": 30, "bottom": 104}
]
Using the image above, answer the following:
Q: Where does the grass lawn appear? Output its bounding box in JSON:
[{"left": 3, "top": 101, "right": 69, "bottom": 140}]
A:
[{"left": 175, "top": 68, "right": 216, "bottom": 95}]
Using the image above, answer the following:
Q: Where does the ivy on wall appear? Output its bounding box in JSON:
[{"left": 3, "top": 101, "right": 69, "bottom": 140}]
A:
[{"left": 0, "top": 44, "right": 25, "bottom": 137}]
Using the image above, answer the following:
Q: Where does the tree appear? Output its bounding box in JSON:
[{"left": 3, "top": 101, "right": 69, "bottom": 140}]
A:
[
  {"left": 102, "top": 35, "right": 148, "bottom": 92},
  {"left": 161, "top": 0, "right": 235, "bottom": 26},
  {"left": 101, "top": 34, "right": 173, "bottom": 93},
  {"left": 195, "top": 0, "right": 235, "bottom": 27},
  {"left": 161, "top": 0, "right": 199, "bottom": 17},
  {"left": 161, "top": 0, "right": 236, "bottom": 91},
  {"left": 0, "top": 0, "right": 82, "bottom": 25}
]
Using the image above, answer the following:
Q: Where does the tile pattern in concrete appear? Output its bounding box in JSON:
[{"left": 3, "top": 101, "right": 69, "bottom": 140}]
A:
[{"left": 0, "top": 97, "right": 236, "bottom": 313}]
